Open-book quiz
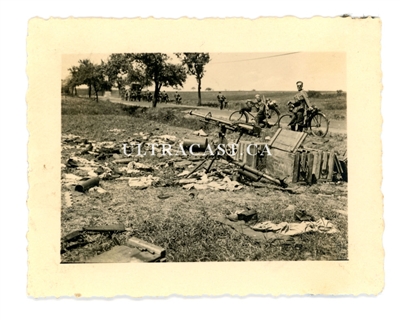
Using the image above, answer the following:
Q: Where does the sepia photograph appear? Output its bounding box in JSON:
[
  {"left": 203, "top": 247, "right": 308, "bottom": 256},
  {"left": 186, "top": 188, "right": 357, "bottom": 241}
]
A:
[
  {"left": 26, "top": 16, "right": 383, "bottom": 297},
  {"left": 60, "top": 52, "right": 348, "bottom": 263},
  {"left": 2, "top": 0, "right": 399, "bottom": 317}
]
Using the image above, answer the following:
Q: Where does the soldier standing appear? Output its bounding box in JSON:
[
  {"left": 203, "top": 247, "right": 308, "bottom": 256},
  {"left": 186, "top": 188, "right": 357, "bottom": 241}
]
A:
[
  {"left": 287, "top": 81, "right": 314, "bottom": 131},
  {"left": 217, "top": 92, "right": 226, "bottom": 110}
]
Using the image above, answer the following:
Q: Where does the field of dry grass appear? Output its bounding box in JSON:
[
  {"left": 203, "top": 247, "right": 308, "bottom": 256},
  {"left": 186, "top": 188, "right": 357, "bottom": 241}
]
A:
[
  {"left": 61, "top": 96, "right": 348, "bottom": 263},
  {"left": 78, "top": 88, "right": 347, "bottom": 120}
]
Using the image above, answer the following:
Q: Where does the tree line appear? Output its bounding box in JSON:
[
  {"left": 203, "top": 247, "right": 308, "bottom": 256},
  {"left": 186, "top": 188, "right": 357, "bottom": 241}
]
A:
[{"left": 62, "top": 53, "right": 210, "bottom": 107}]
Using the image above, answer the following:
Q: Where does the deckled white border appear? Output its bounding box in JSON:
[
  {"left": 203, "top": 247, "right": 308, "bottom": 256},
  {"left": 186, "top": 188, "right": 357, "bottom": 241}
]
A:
[{"left": 0, "top": 1, "right": 398, "bottom": 318}]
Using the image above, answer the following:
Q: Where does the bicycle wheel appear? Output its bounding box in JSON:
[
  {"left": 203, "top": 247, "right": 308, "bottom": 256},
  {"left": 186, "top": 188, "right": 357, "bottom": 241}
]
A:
[
  {"left": 267, "top": 108, "right": 280, "bottom": 126},
  {"left": 278, "top": 113, "right": 295, "bottom": 129},
  {"left": 309, "top": 112, "right": 329, "bottom": 137},
  {"left": 229, "top": 110, "right": 249, "bottom": 123}
]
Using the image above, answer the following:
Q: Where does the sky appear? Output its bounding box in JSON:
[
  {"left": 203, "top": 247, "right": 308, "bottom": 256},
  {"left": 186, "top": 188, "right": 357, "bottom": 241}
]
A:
[{"left": 62, "top": 52, "right": 346, "bottom": 92}]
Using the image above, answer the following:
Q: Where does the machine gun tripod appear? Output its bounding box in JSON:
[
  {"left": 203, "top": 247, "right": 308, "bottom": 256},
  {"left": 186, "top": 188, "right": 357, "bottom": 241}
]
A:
[{"left": 185, "top": 111, "right": 288, "bottom": 188}]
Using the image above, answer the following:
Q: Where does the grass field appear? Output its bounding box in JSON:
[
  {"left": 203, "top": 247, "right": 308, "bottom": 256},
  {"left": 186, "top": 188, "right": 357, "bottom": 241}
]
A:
[
  {"left": 61, "top": 96, "right": 347, "bottom": 263},
  {"left": 77, "top": 88, "right": 347, "bottom": 118}
]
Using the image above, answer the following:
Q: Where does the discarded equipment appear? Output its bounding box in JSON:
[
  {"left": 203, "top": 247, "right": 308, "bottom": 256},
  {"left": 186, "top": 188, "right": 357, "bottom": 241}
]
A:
[
  {"left": 182, "top": 137, "right": 208, "bottom": 152},
  {"left": 75, "top": 176, "right": 100, "bottom": 192},
  {"left": 225, "top": 154, "right": 288, "bottom": 188},
  {"left": 254, "top": 128, "right": 346, "bottom": 184},
  {"left": 189, "top": 110, "right": 261, "bottom": 143},
  {"left": 292, "top": 150, "right": 346, "bottom": 183},
  {"left": 186, "top": 111, "right": 287, "bottom": 188},
  {"left": 86, "top": 236, "right": 166, "bottom": 263}
]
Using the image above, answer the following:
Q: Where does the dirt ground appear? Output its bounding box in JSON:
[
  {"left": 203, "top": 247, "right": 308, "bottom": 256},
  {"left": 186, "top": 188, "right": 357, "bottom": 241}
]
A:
[{"left": 61, "top": 96, "right": 348, "bottom": 263}]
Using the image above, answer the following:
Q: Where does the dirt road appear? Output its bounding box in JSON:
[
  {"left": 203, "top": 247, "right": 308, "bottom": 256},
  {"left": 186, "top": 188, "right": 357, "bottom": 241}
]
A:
[{"left": 101, "top": 96, "right": 347, "bottom": 134}]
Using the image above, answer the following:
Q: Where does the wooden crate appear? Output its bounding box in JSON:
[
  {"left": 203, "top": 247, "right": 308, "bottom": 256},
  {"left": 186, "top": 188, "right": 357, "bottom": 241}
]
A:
[
  {"left": 261, "top": 147, "right": 297, "bottom": 181},
  {"left": 292, "top": 151, "right": 343, "bottom": 183},
  {"left": 234, "top": 141, "right": 269, "bottom": 168},
  {"left": 269, "top": 128, "right": 307, "bottom": 153}
]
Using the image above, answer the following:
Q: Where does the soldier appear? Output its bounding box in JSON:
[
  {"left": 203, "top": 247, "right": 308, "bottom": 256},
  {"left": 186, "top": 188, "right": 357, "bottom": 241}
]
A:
[
  {"left": 174, "top": 91, "right": 181, "bottom": 104},
  {"left": 287, "top": 81, "right": 314, "bottom": 131},
  {"left": 163, "top": 91, "right": 169, "bottom": 103},
  {"left": 134, "top": 91, "right": 139, "bottom": 101},
  {"left": 243, "top": 94, "right": 271, "bottom": 128},
  {"left": 217, "top": 92, "right": 226, "bottom": 110},
  {"left": 252, "top": 94, "right": 271, "bottom": 128}
]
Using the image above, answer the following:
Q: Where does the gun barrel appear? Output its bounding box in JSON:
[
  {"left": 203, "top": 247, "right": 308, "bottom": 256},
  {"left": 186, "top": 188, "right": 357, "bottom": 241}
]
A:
[
  {"left": 225, "top": 155, "right": 287, "bottom": 187},
  {"left": 189, "top": 111, "right": 234, "bottom": 128}
]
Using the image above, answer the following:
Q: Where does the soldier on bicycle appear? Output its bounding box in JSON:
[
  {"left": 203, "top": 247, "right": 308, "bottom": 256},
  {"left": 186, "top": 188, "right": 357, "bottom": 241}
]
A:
[
  {"left": 245, "top": 94, "right": 272, "bottom": 128},
  {"left": 287, "top": 81, "right": 314, "bottom": 131}
]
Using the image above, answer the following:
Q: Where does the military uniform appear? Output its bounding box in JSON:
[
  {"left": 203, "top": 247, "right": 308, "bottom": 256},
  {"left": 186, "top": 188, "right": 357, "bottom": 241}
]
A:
[
  {"left": 289, "top": 89, "right": 312, "bottom": 129},
  {"left": 217, "top": 93, "right": 226, "bottom": 110},
  {"left": 254, "top": 101, "right": 269, "bottom": 127}
]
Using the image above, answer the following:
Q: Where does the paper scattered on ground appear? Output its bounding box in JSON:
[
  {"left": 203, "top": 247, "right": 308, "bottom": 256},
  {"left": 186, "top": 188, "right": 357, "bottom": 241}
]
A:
[
  {"left": 128, "top": 175, "right": 160, "bottom": 189},
  {"left": 192, "top": 129, "right": 208, "bottom": 137}
]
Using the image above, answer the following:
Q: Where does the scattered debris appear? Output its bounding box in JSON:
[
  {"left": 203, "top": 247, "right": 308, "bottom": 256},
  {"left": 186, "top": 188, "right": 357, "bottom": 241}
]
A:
[
  {"left": 128, "top": 175, "right": 160, "bottom": 189},
  {"left": 294, "top": 209, "right": 315, "bottom": 222},
  {"left": 157, "top": 194, "right": 173, "bottom": 200},
  {"left": 188, "top": 192, "right": 196, "bottom": 199},
  {"left": 127, "top": 161, "right": 154, "bottom": 172},
  {"left": 213, "top": 214, "right": 291, "bottom": 242},
  {"left": 61, "top": 124, "right": 347, "bottom": 262},
  {"left": 113, "top": 158, "right": 133, "bottom": 164},
  {"left": 64, "top": 173, "right": 83, "bottom": 182},
  {"left": 174, "top": 160, "right": 193, "bottom": 169},
  {"left": 178, "top": 178, "right": 198, "bottom": 185},
  {"left": 182, "top": 175, "right": 243, "bottom": 191},
  {"left": 192, "top": 129, "right": 208, "bottom": 137},
  {"left": 226, "top": 208, "right": 258, "bottom": 222},
  {"left": 62, "top": 230, "right": 83, "bottom": 242}
]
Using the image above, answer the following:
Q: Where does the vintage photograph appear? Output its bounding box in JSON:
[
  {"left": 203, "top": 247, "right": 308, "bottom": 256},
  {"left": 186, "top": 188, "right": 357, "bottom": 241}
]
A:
[
  {"left": 60, "top": 52, "right": 348, "bottom": 263},
  {"left": 27, "top": 17, "right": 382, "bottom": 297}
]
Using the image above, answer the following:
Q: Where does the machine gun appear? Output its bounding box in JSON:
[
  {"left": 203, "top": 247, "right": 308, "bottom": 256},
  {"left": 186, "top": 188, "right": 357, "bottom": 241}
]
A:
[
  {"left": 189, "top": 110, "right": 261, "bottom": 144},
  {"left": 223, "top": 153, "right": 288, "bottom": 188},
  {"left": 186, "top": 111, "right": 288, "bottom": 188}
]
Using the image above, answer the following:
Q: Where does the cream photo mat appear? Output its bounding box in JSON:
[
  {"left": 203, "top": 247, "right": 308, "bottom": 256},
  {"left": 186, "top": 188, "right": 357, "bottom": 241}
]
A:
[{"left": 27, "top": 17, "right": 383, "bottom": 297}]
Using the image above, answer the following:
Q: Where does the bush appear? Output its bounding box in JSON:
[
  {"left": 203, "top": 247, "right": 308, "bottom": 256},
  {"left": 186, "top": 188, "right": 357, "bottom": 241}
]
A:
[
  {"left": 308, "top": 90, "right": 322, "bottom": 98},
  {"left": 200, "top": 102, "right": 219, "bottom": 108}
]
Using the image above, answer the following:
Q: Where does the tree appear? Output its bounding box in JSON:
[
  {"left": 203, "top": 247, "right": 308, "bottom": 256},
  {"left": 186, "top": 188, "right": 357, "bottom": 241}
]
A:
[
  {"left": 68, "top": 59, "right": 110, "bottom": 102},
  {"left": 66, "top": 65, "right": 81, "bottom": 96},
  {"left": 127, "top": 53, "right": 187, "bottom": 107},
  {"left": 104, "top": 54, "right": 150, "bottom": 96},
  {"left": 176, "top": 53, "right": 210, "bottom": 106},
  {"left": 205, "top": 87, "right": 212, "bottom": 91},
  {"left": 103, "top": 54, "right": 130, "bottom": 93}
]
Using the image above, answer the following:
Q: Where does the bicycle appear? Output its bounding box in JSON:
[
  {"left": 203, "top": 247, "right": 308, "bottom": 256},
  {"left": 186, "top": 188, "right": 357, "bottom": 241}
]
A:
[
  {"left": 229, "top": 100, "right": 281, "bottom": 126},
  {"left": 278, "top": 105, "right": 329, "bottom": 137}
]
